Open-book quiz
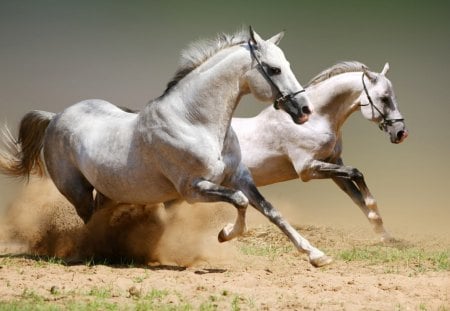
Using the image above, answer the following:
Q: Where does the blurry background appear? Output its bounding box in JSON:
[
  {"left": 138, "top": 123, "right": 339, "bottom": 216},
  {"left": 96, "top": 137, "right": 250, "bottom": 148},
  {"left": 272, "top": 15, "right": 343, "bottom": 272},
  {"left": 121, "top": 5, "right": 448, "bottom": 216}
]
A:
[{"left": 0, "top": 0, "right": 449, "bottom": 237}]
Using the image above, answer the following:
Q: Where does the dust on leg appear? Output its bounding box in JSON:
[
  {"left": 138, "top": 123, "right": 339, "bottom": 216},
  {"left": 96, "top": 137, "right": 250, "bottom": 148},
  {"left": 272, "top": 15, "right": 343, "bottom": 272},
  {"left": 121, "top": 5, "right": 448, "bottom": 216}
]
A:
[
  {"left": 189, "top": 179, "right": 249, "bottom": 242},
  {"left": 58, "top": 180, "right": 95, "bottom": 223}
]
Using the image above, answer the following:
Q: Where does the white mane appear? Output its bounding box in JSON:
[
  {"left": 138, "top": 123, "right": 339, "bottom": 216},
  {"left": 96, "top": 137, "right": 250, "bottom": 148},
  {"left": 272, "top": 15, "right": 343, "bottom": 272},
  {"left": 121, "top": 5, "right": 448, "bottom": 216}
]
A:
[
  {"left": 163, "top": 29, "right": 249, "bottom": 94},
  {"left": 306, "top": 61, "right": 368, "bottom": 87}
]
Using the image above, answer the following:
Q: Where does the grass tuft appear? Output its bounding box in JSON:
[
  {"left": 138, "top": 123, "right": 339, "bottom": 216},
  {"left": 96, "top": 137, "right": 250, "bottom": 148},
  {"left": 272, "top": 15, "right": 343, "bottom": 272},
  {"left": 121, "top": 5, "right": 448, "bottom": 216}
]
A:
[{"left": 337, "top": 245, "right": 449, "bottom": 272}]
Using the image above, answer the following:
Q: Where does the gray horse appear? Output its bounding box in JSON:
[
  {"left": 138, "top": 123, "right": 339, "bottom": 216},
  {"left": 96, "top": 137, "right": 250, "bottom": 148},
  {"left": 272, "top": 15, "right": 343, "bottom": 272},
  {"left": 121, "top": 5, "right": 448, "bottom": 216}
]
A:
[
  {"left": 1, "top": 28, "right": 336, "bottom": 267},
  {"left": 232, "top": 61, "right": 408, "bottom": 241}
]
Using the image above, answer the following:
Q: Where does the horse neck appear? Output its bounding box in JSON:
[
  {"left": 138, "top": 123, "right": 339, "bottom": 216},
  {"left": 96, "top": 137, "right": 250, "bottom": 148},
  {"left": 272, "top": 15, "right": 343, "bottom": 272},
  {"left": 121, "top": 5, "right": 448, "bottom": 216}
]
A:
[
  {"left": 307, "top": 72, "right": 364, "bottom": 132},
  {"left": 148, "top": 45, "right": 249, "bottom": 139}
]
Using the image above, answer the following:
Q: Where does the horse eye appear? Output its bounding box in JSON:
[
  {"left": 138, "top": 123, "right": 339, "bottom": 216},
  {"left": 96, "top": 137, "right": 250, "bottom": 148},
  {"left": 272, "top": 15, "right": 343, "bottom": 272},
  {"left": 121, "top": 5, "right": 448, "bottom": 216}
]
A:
[{"left": 267, "top": 66, "right": 281, "bottom": 76}]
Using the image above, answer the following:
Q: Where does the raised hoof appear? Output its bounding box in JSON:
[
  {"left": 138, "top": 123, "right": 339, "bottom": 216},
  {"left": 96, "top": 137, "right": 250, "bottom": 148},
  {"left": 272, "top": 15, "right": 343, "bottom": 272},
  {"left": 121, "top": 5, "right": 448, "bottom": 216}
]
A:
[
  {"left": 218, "top": 223, "right": 234, "bottom": 243},
  {"left": 309, "top": 255, "right": 333, "bottom": 268},
  {"left": 218, "top": 231, "right": 227, "bottom": 243}
]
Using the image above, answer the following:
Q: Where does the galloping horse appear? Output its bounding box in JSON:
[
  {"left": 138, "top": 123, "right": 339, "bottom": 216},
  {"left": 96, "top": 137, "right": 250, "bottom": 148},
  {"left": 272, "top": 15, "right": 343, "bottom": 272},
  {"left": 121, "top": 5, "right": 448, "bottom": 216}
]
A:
[
  {"left": 0, "top": 28, "right": 336, "bottom": 267},
  {"left": 232, "top": 61, "right": 408, "bottom": 241}
]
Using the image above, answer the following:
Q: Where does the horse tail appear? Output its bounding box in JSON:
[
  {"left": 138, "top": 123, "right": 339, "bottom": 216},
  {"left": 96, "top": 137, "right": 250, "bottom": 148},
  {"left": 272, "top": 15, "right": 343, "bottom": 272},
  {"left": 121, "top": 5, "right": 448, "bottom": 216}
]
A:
[{"left": 0, "top": 110, "right": 56, "bottom": 179}]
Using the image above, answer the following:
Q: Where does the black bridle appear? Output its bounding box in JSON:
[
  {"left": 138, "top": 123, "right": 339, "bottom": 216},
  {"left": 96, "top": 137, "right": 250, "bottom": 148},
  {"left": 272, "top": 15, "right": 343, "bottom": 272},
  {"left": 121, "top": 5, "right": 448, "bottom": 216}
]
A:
[
  {"left": 248, "top": 40, "right": 305, "bottom": 110},
  {"left": 361, "top": 73, "right": 404, "bottom": 131}
]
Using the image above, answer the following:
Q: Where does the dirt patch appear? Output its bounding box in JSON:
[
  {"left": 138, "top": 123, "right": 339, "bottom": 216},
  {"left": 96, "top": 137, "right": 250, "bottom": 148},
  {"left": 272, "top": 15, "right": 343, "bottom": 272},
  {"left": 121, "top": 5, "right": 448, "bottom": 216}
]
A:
[{"left": 0, "top": 178, "right": 449, "bottom": 310}]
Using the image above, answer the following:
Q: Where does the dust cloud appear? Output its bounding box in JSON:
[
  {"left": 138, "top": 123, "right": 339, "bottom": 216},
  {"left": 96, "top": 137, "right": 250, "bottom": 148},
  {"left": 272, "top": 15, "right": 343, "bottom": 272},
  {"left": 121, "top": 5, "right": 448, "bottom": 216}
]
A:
[{"left": 0, "top": 178, "right": 238, "bottom": 267}]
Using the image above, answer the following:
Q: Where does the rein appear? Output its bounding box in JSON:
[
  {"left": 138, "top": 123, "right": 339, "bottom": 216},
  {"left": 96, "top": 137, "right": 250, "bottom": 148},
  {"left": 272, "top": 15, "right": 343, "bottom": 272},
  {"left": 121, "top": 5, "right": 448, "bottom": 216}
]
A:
[
  {"left": 361, "top": 73, "right": 404, "bottom": 131},
  {"left": 248, "top": 40, "right": 305, "bottom": 110}
]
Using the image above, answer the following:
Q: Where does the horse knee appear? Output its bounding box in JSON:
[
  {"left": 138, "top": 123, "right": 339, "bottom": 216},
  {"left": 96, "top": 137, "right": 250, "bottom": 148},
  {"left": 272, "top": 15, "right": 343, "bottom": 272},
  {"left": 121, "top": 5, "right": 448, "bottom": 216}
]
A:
[{"left": 230, "top": 190, "right": 249, "bottom": 209}]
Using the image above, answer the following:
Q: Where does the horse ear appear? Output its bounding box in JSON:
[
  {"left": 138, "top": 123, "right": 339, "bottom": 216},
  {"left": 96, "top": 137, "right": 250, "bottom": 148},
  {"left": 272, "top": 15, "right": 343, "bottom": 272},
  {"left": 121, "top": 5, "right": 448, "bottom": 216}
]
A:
[
  {"left": 249, "top": 26, "right": 263, "bottom": 46},
  {"left": 363, "top": 66, "right": 377, "bottom": 83},
  {"left": 380, "top": 62, "right": 390, "bottom": 76},
  {"left": 267, "top": 31, "right": 285, "bottom": 45}
]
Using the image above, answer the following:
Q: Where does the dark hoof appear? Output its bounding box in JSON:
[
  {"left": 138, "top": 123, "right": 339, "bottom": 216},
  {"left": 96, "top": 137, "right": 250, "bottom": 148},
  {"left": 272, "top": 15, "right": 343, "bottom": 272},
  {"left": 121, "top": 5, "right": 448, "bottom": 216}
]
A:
[{"left": 218, "top": 230, "right": 227, "bottom": 243}]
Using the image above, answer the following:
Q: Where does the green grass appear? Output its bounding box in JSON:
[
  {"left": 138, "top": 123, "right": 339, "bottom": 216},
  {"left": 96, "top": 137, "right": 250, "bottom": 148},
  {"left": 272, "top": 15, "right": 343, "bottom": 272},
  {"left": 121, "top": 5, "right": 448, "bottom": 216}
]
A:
[
  {"left": 239, "top": 243, "right": 293, "bottom": 260},
  {"left": 0, "top": 255, "right": 65, "bottom": 268},
  {"left": 133, "top": 273, "right": 148, "bottom": 284},
  {"left": 0, "top": 302, "right": 60, "bottom": 311},
  {"left": 88, "top": 286, "right": 113, "bottom": 299},
  {"left": 0, "top": 286, "right": 253, "bottom": 311},
  {"left": 336, "top": 245, "right": 450, "bottom": 272},
  {"left": 21, "top": 288, "right": 44, "bottom": 302}
]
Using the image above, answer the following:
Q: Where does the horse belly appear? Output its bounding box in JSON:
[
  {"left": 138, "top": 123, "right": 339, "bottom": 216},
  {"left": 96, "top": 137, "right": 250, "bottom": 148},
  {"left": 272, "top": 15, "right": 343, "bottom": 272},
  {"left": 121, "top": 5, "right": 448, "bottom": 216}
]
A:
[
  {"left": 93, "top": 167, "right": 179, "bottom": 204},
  {"left": 245, "top": 154, "right": 298, "bottom": 187},
  {"left": 77, "top": 140, "right": 180, "bottom": 205}
]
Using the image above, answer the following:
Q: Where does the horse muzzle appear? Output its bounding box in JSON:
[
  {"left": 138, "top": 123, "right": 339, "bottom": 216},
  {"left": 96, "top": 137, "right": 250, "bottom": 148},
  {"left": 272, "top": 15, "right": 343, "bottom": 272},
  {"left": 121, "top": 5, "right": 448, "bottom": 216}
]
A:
[
  {"left": 393, "top": 129, "right": 408, "bottom": 144},
  {"left": 274, "top": 93, "right": 313, "bottom": 125},
  {"left": 386, "top": 122, "right": 408, "bottom": 144}
]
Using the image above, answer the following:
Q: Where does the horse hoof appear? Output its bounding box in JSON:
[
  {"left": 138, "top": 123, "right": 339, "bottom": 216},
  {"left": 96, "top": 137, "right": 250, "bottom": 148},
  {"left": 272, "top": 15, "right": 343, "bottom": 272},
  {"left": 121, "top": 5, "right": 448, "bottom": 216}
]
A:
[
  {"left": 218, "top": 231, "right": 226, "bottom": 243},
  {"left": 381, "top": 234, "right": 398, "bottom": 244},
  {"left": 218, "top": 223, "right": 234, "bottom": 243},
  {"left": 309, "top": 255, "right": 333, "bottom": 267}
]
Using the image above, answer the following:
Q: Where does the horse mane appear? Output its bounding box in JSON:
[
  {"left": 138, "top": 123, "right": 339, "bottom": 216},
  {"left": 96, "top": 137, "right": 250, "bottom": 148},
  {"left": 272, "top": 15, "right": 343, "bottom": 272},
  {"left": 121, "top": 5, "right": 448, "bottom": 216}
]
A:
[
  {"left": 162, "top": 29, "right": 249, "bottom": 96},
  {"left": 305, "top": 61, "right": 369, "bottom": 87}
]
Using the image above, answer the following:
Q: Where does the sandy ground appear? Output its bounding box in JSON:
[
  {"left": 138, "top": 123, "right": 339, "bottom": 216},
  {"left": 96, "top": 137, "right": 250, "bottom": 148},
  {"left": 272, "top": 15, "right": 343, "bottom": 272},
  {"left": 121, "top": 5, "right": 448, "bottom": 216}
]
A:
[{"left": 0, "top": 179, "right": 449, "bottom": 310}]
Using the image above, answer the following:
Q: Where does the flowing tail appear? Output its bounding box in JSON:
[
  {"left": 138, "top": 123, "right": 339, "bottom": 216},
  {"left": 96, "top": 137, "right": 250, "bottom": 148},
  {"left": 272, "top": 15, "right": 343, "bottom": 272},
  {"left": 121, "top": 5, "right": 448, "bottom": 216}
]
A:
[{"left": 0, "top": 110, "right": 56, "bottom": 179}]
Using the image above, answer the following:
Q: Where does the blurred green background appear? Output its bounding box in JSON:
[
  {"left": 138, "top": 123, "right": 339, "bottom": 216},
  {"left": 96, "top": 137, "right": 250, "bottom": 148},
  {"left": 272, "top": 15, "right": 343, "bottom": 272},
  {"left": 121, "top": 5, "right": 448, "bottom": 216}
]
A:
[{"left": 1, "top": 0, "right": 449, "bottom": 236}]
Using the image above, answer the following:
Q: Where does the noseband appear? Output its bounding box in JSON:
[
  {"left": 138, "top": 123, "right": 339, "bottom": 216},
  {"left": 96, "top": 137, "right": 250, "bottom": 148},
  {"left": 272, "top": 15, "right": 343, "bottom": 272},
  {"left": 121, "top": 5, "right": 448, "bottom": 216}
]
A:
[
  {"left": 361, "top": 73, "right": 404, "bottom": 131},
  {"left": 248, "top": 40, "right": 305, "bottom": 110}
]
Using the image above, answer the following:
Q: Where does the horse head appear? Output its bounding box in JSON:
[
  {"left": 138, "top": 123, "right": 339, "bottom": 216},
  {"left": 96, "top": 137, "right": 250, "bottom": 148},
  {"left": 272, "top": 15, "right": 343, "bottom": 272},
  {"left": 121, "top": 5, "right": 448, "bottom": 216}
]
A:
[
  {"left": 360, "top": 63, "right": 408, "bottom": 144},
  {"left": 243, "top": 27, "right": 312, "bottom": 124}
]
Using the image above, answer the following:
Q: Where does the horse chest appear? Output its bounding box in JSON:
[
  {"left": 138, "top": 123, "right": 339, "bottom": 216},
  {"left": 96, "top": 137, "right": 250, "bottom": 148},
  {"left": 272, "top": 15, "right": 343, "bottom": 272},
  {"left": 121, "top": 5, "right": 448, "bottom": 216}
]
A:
[
  {"left": 312, "top": 132, "right": 337, "bottom": 159},
  {"left": 292, "top": 122, "right": 337, "bottom": 160},
  {"left": 152, "top": 127, "right": 233, "bottom": 181}
]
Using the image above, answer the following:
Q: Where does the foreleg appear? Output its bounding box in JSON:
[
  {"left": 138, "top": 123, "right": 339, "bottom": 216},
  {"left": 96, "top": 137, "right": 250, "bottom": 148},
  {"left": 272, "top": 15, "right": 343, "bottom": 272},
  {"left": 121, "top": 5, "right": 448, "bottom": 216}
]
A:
[
  {"left": 189, "top": 179, "right": 248, "bottom": 242},
  {"left": 302, "top": 159, "right": 391, "bottom": 241},
  {"left": 228, "top": 164, "right": 332, "bottom": 267}
]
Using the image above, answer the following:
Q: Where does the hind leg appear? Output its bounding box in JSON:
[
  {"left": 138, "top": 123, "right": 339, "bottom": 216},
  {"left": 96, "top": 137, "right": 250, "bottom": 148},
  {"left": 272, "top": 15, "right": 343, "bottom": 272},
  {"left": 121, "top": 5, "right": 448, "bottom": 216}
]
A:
[
  {"left": 59, "top": 179, "right": 95, "bottom": 223},
  {"left": 49, "top": 167, "right": 95, "bottom": 223},
  {"left": 228, "top": 164, "right": 332, "bottom": 267},
  {"left": 44, "top": 129, "right": 96, "bottom": 223},
  {"left": 94, "top": 191, "right": 115, "bottom": 211}
]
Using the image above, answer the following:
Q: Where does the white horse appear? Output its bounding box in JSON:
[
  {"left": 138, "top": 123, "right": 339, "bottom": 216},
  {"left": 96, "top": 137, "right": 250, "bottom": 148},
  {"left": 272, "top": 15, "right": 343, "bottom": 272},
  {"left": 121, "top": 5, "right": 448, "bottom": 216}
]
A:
[
  {"left": 1, "top": 28, "right": 337, "bottom": 267},
  {"left": 232, "top": 61, "right": 408, "bottom": 241}
]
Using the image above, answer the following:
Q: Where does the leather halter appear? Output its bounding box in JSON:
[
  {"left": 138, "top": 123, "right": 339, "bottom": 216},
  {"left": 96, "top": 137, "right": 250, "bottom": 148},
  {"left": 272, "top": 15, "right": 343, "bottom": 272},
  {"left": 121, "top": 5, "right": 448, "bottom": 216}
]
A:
[
  {"left": 361, "top": 73, "right": 404, "bottom": 131},
  {"left": 248, "top": 40, "right": 305, "bottom": 110}
]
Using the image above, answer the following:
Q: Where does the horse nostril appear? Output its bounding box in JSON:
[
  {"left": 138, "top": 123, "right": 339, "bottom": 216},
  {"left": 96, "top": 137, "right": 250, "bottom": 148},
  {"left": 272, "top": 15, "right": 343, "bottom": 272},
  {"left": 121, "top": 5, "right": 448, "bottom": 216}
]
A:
[
  {"left": 397, "top": 130, "right": 405, "bottom": 140},
  {"left": 301, "top": 106, "right": 312, "bottom": 115}
]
